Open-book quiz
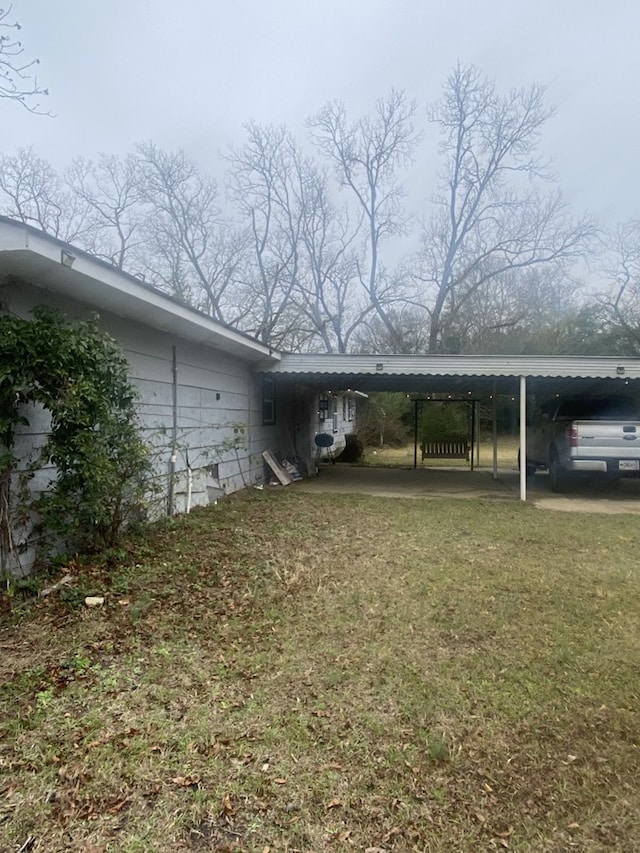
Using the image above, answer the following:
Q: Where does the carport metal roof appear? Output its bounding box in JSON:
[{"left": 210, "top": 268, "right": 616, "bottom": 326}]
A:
[
  {"left": 259, "top": 353, "right": 640, "bottom": 395},
  {"left": 260, "top": 353, "right": 640, "bottom": 502}
]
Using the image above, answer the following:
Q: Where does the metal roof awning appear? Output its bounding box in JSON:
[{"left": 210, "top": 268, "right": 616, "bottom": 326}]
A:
[
  {"left": 258, "top": 354, "right": 640, "bottom": 395},
  {"left": 259, "top": 354, "right": 640, "bottom": 503}
]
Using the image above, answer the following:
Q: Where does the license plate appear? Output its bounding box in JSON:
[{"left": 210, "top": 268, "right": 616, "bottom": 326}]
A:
[{"left": 619, "top": 460, "right": 639, "bottom": 470}]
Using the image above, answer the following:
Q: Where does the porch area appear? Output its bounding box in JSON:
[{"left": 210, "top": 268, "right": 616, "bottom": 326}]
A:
[{"left": 292, "top": 462, "right": 640, "bottom": 513}]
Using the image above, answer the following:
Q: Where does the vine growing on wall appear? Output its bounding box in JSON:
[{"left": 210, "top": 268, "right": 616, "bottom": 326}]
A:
[{"left": 0, "top": 307, "right": 151, "bottom": 575}]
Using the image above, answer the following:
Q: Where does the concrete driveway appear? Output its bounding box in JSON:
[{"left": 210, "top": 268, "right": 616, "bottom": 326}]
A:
[{"left": 293, "top": 463, "right": 640, "bottom": 514}]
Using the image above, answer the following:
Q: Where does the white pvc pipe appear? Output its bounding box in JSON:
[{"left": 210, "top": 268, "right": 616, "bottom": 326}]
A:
[
  {"left": 520, "top": 375, "right": 527, "bottom": 501},
  {"left": 186, "top": 464, "right": 193, "bottom": 513}
]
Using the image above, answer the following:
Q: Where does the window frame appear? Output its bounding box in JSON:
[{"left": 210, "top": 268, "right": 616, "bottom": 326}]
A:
[{"left": 262, "top": 376, "right": 276, "bottom": 425}]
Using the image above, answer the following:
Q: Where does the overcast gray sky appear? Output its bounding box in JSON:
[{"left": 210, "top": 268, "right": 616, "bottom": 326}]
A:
[{"left": 5, "top": 0, "right": 640, "bottom": 226}]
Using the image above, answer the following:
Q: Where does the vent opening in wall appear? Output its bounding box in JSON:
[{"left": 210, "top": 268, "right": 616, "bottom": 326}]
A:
[{"left": 206, "top": 463, "right": 224, "bottom": 504}]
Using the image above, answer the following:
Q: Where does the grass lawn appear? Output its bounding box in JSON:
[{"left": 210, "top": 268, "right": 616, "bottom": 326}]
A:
[
  {"left": 364, "top": 436, "right": 520, "bottom": 469},
  {"left": 1, "top": 490, "right": 639, "bottom": 851}
]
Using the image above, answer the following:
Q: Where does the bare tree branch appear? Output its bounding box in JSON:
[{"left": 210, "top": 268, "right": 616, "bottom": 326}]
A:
[
  {"left": 417, "top": 63, "right": 595, "bottom": 352},
  {"left": 135, "top": 142, "right": 241, "bottom": 322},
  {"left": 308, "top": 90, "right": 420, "bottom": 347},
  {"left": 0, "top": 5, "right": 51, "bottom": 113},
  {"left": 67, "top": 153, "right": 147, "bottom": 268},
  {"left": 0, "top": 146, "right": 89, "bottom": 241},
  {"left": 597, "top": 221, "right": 640, "bottom": 353}
]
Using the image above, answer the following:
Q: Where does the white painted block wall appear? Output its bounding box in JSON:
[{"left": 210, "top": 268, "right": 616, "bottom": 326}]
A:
[
  {"left": 0, "top": 279, "right": 265, "bottom": 573},
  {"left": 1, "top": 277, "right": 359, "bottom": 575}
]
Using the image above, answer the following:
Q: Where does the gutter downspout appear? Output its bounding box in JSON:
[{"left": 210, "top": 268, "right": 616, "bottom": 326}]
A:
[{"left": 520, "top": 375, "right": 527, "bottom": 502}]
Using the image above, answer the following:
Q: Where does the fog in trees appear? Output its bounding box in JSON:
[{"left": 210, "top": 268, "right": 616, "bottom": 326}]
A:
[
  {"left": 596, "top": 221, "right": 640, "bottom": 354},
  {"left": 414, "top": 64, "right": 596, "bottom": 353},
  {"left": 0, "top": 63, "right": 636, "bottom": 355},
  {"left": 308, "top": 89, "right": 421, "bottom": 350}
]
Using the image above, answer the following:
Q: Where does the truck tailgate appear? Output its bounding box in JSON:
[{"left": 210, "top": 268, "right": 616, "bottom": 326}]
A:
[{"left": 572, "top": 420, "right": 640, "bottom": 459}]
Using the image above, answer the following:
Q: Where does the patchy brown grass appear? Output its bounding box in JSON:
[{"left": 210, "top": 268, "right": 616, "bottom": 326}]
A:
[
  {"left": 1, "top": 489, "right": 639, "bottom": 852},
  {"left": 364, "top": 436, "right": 520, "bottom": 469}
]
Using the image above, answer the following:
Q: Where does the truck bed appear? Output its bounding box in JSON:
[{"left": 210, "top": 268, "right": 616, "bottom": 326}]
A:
[{"left": 526, "top": 397, "right": 640, "bottom": 488}]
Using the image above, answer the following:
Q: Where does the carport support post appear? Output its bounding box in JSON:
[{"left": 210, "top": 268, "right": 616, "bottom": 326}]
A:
[
  {"left": 475, "top": 400, "right": 480, "bottom": 466},
  {"left": 520, "top": 375, "right": 527, "bottom": 501},
  {"left": 470, "top": 401, "right": 475, "bottom": 472},
  {"left": 492, "top": 382, "right": 498, "bottom": 480},
  {"left": 413, "top": 399, "right": 419, "bottom": 469}
]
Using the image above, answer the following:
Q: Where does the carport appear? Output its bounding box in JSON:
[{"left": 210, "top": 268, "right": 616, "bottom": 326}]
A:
[{"left": 259, "top": 354, "right": 640, "bottom": 501}]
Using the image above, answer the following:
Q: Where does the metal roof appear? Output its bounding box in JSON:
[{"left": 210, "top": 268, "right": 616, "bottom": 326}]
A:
[{"left": 259, "top": 353, "right": 640, "bottom": 395}]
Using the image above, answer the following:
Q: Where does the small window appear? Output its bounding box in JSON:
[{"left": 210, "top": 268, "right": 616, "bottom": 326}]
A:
[
  {"left": 262, "top": 376, "right": 276, "bottom": 425},
  {"left": 319, "top": 395, "right": 330, "bottom": 421}
]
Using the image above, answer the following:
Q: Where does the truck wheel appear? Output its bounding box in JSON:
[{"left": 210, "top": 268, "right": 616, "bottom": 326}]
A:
[{"left": 548, "top": 449, "right": 568, "bottom": 493}]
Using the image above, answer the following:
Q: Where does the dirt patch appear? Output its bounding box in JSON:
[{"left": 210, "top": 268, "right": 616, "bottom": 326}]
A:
[
  {"left": 529, "top": 474, "right": 640, "bottom": 514},
  {"left": 533, "top": 496, "right": 640, "bottom": 514}
]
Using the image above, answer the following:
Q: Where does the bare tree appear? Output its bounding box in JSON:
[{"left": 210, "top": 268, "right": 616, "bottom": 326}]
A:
[
  {"left": 0, "top": 68, "right": 602, "bottom": 358},
  {"left": 416, "top": 64, "right": 595, "bottom": 352},
  {"left": 292, "top": 164, "right": 372, "bottom": 352},
  {"left": 226, "top": 123, "right": 312, "bottom": 347},
  {"left": 228, "top": 122, "right": 385, "bottom": 351},
  {"left": 66, "top": 153, "right": 146, "bottom": 269},
  {"left": 439, "top": 266, "right": 582, "bottom": 353},
  {"left": 597, "top": 220, "right": 640, "bottom": 353},
  {"left": 352, "top": 302, "right": 430, "bottom": 354},
  {"left": 0, "top": 5, "right": 50, "bottom": 112},
  {"left": 0, "top": 146, "right": 88, "bottom": 240},
  {"left": 135, "top": 142, "right": 243, "bottom": 321},
  {"left": 308, "top": 90, "right": 420, "bottom": 348}
]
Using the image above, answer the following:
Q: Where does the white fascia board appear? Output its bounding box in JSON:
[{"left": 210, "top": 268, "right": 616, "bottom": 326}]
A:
[
  {"left": 264, "top": 353, "right": 640, "bottom": 381},
  {"left": 0, "top": 218, "right": 280, "bottom": 364}
]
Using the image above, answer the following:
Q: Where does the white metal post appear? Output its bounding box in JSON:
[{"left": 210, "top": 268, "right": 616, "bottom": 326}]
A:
[
  {"left": 492, "top": 381, "right": 498, "bottom": 480},
  {"left": 520, "top": 375, "right": 527, "bottom": 501}
]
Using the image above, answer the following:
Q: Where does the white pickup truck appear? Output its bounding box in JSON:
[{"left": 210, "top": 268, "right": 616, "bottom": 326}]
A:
[{"left": 524, "top": 396, "right": 640, "bottom": 491}]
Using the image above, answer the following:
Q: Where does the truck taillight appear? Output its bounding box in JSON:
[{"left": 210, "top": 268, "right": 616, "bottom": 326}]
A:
[{"left": 566, "top": 425, "right": 578, "bottom": 447}]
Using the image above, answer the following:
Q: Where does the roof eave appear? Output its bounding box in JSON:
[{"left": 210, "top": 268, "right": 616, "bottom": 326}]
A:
[{"left": 0, "top": 217, "right": 280, "bottom": 364}]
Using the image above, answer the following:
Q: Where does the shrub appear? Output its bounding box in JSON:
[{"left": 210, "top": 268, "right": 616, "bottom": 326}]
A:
[{"left": 0, "top": 307, "right": 151, "bottom": 573}]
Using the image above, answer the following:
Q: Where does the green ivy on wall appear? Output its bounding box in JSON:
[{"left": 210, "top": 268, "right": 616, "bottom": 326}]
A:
[{"left": 0, "top": 307, "right": 151, "bottom": 575}]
